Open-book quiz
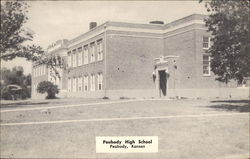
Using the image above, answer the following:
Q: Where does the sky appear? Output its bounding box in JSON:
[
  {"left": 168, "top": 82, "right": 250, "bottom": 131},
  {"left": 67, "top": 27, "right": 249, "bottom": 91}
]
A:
[{"left": 1, "top": 1, "right": 207, "bottom": 75}]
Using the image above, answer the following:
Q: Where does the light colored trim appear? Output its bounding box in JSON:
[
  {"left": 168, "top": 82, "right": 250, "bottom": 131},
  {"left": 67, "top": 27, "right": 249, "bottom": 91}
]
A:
[
  {"left": 69, "top": 31, "right": 104, "bottom": 48},
  {"left": 109, "top": 28, "right": 207, "bottom": 40},
  {"left": 164, "top": 20, "right": 205, "bottom": 32},
  {"left": 163, "top": 28, "right": 207, "bottom": 39},
  {"left": 108, "top": 33, "right": 162, "bottom": 39},
  {"left": 107, "top": 20, "right": 205, "bottom": 34},
  {"left": 68, "top": 20, "right": 206, "bottom": 48}
]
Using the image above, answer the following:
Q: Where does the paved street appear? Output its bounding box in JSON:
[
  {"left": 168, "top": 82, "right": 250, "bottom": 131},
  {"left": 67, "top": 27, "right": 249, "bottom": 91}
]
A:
[{"left": 0, "top": 98, "right": 249, "bottom": 158}]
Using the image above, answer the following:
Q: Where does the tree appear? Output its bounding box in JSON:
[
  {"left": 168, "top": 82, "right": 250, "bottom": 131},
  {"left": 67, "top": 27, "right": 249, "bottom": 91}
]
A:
[
  {"left": 0, "top": 1, "right": 43, "bottom": 61},
  {"left": 0, "top": 66, "right": 31, "bottom": 100},
  {"left": 0, "top": 1, "right": 65, "bottom": 76},
  {"left": 36, "top": 81, "right": 59, "bottom": 99},
  {"left": 200, "top": 0, "right": 250, "bottom": 83}
]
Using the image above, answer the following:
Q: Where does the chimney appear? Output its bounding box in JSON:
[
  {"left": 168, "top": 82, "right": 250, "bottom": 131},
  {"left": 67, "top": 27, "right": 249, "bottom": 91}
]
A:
[
  {"left": 89, "top": 22, "right": 97, "bottom": 30},
  {"left": 149, "top": 21, "right": 164, "bottom": 25}
]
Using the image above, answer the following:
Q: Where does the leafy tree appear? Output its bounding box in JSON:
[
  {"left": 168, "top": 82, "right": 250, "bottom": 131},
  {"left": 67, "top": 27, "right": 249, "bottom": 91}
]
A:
[
  {"left": 0, "top": 66, "right": 31, "bottom": 100},
  {"left": 200, "top": 0, "right": 250, "bottom": 83},
  {"left": 36, "top": 81, "right": 59, "bottom": 99},
  {"left": 0, "top": 1, "right": 43, "bottom": 61},
  {"left": 0, "top": 1, "right": 65, "bottom": 76}
]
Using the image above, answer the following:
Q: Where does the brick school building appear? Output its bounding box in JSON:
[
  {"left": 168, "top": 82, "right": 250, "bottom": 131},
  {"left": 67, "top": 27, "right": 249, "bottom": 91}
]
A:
[{"left": 32, "top": 14, "right": 249, "bottom": 99}]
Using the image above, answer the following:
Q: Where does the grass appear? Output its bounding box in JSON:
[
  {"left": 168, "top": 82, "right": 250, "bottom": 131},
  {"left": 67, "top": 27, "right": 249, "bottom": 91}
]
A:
[{"left": 0, "top": 98, "right": 249, "bottom": 159}]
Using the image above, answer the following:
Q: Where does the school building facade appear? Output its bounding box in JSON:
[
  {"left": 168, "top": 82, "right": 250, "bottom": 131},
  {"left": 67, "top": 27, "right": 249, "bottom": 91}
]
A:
[{"left": 31, "top": 14, "right": 249, "bottom": 99}]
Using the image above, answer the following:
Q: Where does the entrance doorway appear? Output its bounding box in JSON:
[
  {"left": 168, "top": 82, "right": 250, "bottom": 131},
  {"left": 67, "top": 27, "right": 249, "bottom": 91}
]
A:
[{"left": 159, "top": 70, "right": 167, "bottom": 96}]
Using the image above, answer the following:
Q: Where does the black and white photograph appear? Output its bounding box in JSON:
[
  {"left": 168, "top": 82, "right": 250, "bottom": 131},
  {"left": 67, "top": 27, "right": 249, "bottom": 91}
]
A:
[{"left": 0, "top": 0, "right": 249, "bottom": 158}]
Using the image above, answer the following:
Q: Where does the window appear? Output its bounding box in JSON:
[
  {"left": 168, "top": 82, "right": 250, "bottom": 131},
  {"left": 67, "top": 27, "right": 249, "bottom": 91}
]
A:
[
  {"left": 90, "top": 43, "right": 95, "bottom": 63},
  {"left": 41, "top": 66, "right": 43, "bottom": 75},
  {"left": 78, "top": 76, "right": 82, "bottom": 91},
  {"left": 68, "top": 78, "right": 72, "bottom": 92},
  {"left": 78, "top": 47, "right": 83, "bottom": 66},
  {"left": 73, "top": 77, "right": 77, "bottom": 92},
  {"left": 83, "top": 46, "right": 89, "bottom": 64},
  {"left": 41, "top": 65, "right": 44, "bottom": 75},
  {"left": 68, "top": 51, "right": 72, "bottom": 67},
  {"left": 44, "top": 65, "right": 46, "bottom": 75},
  {"left": 97, "top": 40, "right": 103, "bottom": 61},
  {"left": 203, "top": 55, "right": 211, "bottom": 76},
  {"left": 72, "top": 50, "right": 77, "bottom": 67},
  {"left": 34, "top": 84, "right": 36, "bottom": 92},
  {"left": 84, "top": 75, "right": 88, "bottom": 91},
  {"left": 90, "top": 74, "right": 95, "bottom": 91},
  {"left": 203, "top": 36, "right": 210, "bottom": 49},
  {"left": 38, "top": 66, "right": 41, "bottom": 76},
  {"left": 97, "top": 73, "right": 103, "bottom": 90},
  {"left": 41, "top": 65, "right": 43, "bottom": 75},
  {"left": 37, "top": 66, "right": 39, "bottom": 76}
]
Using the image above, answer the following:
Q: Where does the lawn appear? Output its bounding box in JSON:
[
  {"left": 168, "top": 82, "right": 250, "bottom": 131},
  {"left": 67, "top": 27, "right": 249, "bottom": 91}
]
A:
[{"left": 0, "top": 98, "right": 249, "bottom": 159}]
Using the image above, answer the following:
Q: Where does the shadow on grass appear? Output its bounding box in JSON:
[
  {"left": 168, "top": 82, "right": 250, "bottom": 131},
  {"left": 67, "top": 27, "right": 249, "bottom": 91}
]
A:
[
  {"left": 208, "top": 100, "right": 250, "bottom": 112},
  {"left": 0, "top": 102, "right": 50, "bottom": 108},
  {"left": 208, "top": 104, "right": 250, "bottom": 112},
  {"left": 211, "top": 100, "right": 249, "bottom": 104}
]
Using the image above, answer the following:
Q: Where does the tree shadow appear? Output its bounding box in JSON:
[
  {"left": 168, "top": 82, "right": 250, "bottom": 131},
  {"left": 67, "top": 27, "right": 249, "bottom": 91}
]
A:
[
  {"left": 208, "top": 104, "right": 250, "bottom": 112},
  {"left": 211, "top": 100, "right": 249, "bottom": 104},
  {"left": 0, "top": 102, "right": 49, "bottom": 109},
  {"left": 208, "top": 100, "right": 250, "bottom": 112}
]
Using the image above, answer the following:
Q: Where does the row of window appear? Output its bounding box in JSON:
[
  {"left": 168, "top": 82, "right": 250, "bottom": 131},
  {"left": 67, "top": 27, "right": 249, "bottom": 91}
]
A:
[
  {"left": 202, "top": 36, "right": 211, "bottom": 76},
  {"left": 33, "top": 65, "right": 46, "bottom": 77},
  {"left": 68, "top": 73, "right": 103, "bottom": 92},
  {"left": 68, "top": 39, "right": 103, "bottom": 68}
]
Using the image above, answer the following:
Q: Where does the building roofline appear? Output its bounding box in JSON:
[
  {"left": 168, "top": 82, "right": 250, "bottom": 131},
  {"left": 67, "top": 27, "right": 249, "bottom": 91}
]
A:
[{"left": 48, "top": 14, "right": 208, "bottom": 50}]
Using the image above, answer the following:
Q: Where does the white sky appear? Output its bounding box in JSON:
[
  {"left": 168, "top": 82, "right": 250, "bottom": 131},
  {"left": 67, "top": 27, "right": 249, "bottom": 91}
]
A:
[{"left": 1, "top": 1, "right": 207, "bottom": 75}]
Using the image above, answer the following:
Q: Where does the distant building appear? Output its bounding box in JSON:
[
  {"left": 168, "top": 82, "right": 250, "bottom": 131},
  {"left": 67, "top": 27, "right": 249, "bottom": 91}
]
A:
[{"left": 32, "top": 14, "right": 249, "bottom": 99}]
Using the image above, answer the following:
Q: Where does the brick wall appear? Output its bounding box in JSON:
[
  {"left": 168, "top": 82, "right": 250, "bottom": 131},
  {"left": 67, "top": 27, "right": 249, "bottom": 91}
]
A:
[{"left": 106, "top": 33, "right": 164, "bottom": 90}]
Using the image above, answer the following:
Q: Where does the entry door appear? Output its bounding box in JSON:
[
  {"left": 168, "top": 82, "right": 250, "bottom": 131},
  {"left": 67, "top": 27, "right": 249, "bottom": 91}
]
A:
[{"left": 159, "top": 70, "right": 167, "bottom": 96}]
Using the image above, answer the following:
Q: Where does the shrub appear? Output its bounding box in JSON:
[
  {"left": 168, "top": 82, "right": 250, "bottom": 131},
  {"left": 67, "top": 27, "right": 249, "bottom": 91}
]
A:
[
  {"left": 37, "top": 81, "right": 59, "bottom": 99},
  {"left": 103, "top": 96, "right": 109, "bottom": 100},
  {"left": 0, "top": 85, "right": 29, "bottom": 100},
  {"left": 1, "top": 87, "right": 13, "bottom": 100}
]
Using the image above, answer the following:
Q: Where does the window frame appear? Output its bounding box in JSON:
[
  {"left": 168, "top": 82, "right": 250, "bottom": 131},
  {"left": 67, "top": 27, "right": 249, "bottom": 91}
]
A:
[
  {"left": 202, "top": 36, "right": 210, "bottom": 50},
  {"left": 97, "top": 39, "right": 103, "bottom": 61},
  {"left": 90, "top": 42, "right": 95, "bottom": 63},
  {"left": 90, "top": 74, "right": 95, "bottom": 91},
  {"left": 77, "top": 47, "right": 83, "bottom": 66},
  {"left": 72, "top": 77, "right": 77, "bottom": 92},
  {"left": 83, "top": 75, "right": 89, "bottom": 91},
  {"left": 68, "top": 78, "right": 72, "bottom": 92},
  {"left": 78, "top": 76, "right": 82, "bottom": 91},
  {"left": 67, "top": 51, "right": 72, "bottom": 68},
  {"left": 203, "top": 54, "right": 211, "bottom": 76},
  {"left": 83, "top": 45, "right": 89, "bottom": 65},
  {"left": 97, "top": 72, "right": 103, "bottom": 90},
  {"left": 72, "top": 49, "right": 77, "bottom": 67}
]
